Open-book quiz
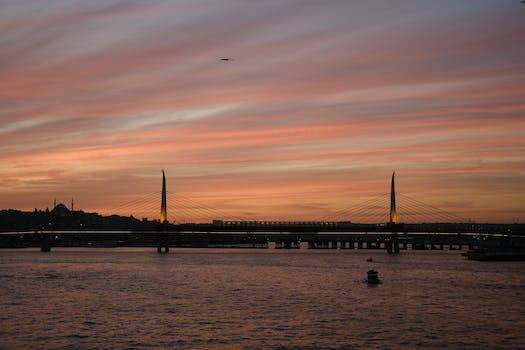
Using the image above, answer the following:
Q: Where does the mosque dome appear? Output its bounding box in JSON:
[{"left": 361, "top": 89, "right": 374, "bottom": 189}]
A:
[{"left": 52, "top": 203, "right": 71, "bottom": 217}]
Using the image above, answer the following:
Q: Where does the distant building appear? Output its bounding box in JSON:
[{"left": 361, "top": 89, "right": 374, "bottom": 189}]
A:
[{"left": 51, "top": 203, "right": 71, "bottom": 218}]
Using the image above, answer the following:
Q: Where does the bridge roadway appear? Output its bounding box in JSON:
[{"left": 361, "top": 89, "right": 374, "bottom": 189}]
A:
[{"left": 1, "top": 224, "right": 524, "bottom": 252}]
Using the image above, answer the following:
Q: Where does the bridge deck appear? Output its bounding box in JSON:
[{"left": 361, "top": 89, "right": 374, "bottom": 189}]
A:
[{"left": 1, "top": 230, "right": 524, "bottom": 250}]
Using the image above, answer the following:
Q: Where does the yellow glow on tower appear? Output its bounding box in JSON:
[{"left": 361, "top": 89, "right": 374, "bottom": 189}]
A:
[
  {"left": 389, "top": 171, "right": 397, "bottom": 224},
  {"left": 160, "top": 170, "right": 167, "bottom": 223}
]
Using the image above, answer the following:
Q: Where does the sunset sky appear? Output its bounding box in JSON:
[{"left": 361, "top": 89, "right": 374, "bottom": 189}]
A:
[{"left": 1, "top": 0, "right": 524, "bottom": 223}]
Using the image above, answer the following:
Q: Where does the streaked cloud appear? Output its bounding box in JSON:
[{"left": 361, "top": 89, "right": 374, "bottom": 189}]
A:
[{"left": 0, "top": 0, "right": 524, "bottom": 222}]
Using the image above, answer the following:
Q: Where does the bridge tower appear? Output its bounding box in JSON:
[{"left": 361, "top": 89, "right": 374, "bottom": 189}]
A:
[
  {"left": 160, "top": 170, "right": 167, "bottom": 224},
  {"left": 389, "top": 171, "right": 397, "bottom": 224},
  {"left": 157, "top": 170, "right": 169, "bottom": 254},
  {"left": 387, "top": 171, "right": 400, "bottom": 254}
]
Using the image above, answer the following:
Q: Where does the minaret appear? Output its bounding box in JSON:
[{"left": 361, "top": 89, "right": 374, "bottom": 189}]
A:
[
  {"left": 389, "top": 171, "right": 398, "bottom": 224},
  {"left": 71, "top": 198, "right": 74, "bottom": 211},
  {"left": 160, "top": 170, "right": 168, "bottom": 223},
  {"left": 53, "top": 198, "right": 56, "bottom": 209}
]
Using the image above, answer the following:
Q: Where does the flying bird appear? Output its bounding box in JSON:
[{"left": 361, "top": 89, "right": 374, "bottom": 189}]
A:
[{"left": 220, "top": 58, "right": 234, "bottom": 62}]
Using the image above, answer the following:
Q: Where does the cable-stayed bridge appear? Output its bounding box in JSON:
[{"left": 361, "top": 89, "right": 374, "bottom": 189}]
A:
[
  {"left": 99, "top": 172, "right": 466, "bottom": 225},
  {"left": 1, "top": 172, "right": 524, "bottom": 253}
]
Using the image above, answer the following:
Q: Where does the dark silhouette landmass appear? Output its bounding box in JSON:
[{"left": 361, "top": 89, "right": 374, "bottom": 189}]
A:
[{"left": 0, "top": 204, "right": 160, "bottom": 232}]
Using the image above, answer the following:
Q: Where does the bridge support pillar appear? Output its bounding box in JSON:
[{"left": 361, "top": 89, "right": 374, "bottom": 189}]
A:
[
  {"left": 276, "top": 241, "right": 300, "bottom": 249},
  {"left": 157, "top": 246, "right": 169, "bottom": 254},
  {"left": 156, "top": 230, "right": 170, "bottom": 254},
  {"left": 387, "top": 235, "right": 400, "bottom": 255},
  {"left": 40, "top": 234, "right": 51, "bottom": 253}
]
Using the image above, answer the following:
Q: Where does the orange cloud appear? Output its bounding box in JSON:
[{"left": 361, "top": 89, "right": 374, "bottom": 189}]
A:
[{"left": 1, "top": 1, "right": 524, "bottom": 222}]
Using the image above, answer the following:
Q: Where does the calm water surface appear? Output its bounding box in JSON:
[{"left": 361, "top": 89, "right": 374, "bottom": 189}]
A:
[{"left": 1, "top": 248, "right": 524, "bottom": 349}]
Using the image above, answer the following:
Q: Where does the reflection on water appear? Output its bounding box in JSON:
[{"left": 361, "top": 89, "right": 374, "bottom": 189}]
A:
[{"left": 1, "top": 249, "right": 524, "bottom": 349}]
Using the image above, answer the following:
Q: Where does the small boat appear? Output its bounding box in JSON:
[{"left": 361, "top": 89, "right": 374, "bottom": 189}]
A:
[
  {"left": 366, "top": 257, "right": 373, "bottom": 262},
  {"left": 364, "top": 269, "right": 381, "bottom": 284}
]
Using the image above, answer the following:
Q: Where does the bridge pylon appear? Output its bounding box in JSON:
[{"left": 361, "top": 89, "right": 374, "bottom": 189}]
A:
[
  {"left": 160, "top": 170, "right": 167, "bottom": 224},
  {"left": 389, "top": 171, "right": 397, "bottom": 224},
  {"left": 387, "top": 171, "right": 401, "bottom": 254},
  {"left": 157, "top": 170, "right": 170, "bottom": 254}
]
